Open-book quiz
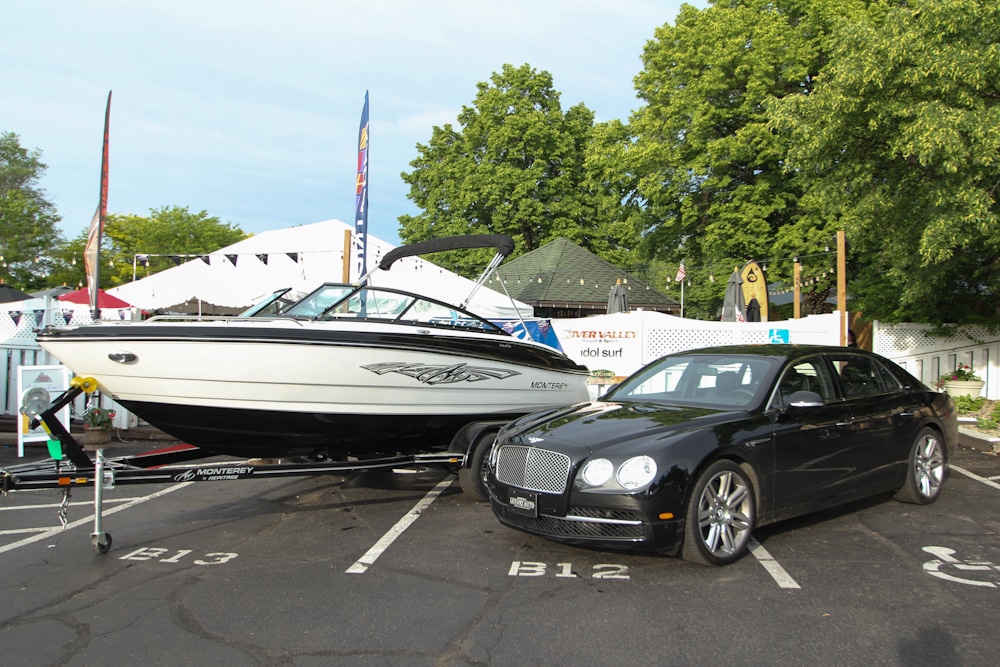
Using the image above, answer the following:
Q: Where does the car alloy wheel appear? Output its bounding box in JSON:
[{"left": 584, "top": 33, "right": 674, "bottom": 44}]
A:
[
  {"left": 894, "top": 427, "right": 945, "bottom": 505},
  {"left": 682, "top": 460, "right": 755, "bottom": 566}
]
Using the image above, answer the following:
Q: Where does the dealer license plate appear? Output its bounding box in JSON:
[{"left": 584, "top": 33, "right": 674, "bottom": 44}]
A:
[{"left": 508, "top": 488, "right": 538, "bottom": 517}]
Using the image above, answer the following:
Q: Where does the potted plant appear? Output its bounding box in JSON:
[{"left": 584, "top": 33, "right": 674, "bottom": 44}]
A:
[
  {"left": 82, "top": 406, "right": 116, "bottom": 447},
  {"left": 935, "top": 363, "right": 985, "bottom": 399}
]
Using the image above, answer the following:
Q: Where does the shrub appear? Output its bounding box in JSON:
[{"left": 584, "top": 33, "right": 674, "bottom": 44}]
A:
[{"left": 952, "top": 395, "right": 986, "bottom": 414}]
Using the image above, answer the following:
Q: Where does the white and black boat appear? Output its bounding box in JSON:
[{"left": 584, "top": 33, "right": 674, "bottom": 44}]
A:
[{"left": 37, "top": 235, "right": 591, "bottom": 458}]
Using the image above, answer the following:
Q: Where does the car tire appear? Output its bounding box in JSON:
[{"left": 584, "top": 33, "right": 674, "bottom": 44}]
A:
[
  {"left": 681, "top": 460, "right": 756, "bottom": 566},
  {"left": 458, "top": 430, "right": 496, "bottom": 502},
  {"left": 894, "top": 427, "right": 946, "bottom": 505}
]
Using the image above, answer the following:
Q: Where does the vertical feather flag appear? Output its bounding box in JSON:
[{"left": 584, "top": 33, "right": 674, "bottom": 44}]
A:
[
  {"left": 84, "top": 91, "right": 112, "bottom": 319},
  {"left": 354, "top": 91, "right": 370, "bottom": 282}
]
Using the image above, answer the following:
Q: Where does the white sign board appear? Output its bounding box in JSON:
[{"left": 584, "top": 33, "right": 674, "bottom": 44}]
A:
[{"left": 16, "top": 365, "right": 71, "bottom": 457}]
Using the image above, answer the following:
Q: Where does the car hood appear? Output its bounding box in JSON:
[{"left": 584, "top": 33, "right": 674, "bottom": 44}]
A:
[{"left": 506, "top": 401, "right": 742, "bottom": 455}]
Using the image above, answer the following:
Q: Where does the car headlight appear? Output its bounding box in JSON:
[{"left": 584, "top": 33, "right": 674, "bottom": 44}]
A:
[
  {"left": 580, "top": 458, "right": 614, "bottom": 486},
  {"left": 616, "top": 456, "right": 657, "bottom": 490}
]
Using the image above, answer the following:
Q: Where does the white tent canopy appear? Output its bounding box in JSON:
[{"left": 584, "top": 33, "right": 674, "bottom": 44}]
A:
[{"left": 109, "top": 219, "right": 533, "bottom": 319}]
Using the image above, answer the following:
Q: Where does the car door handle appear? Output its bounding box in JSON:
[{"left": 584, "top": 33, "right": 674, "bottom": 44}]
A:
[{"left": 836, "top": 420, "right": 854, "bottom": 427}]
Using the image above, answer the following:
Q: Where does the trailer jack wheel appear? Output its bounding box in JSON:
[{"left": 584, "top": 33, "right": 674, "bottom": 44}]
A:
[{"left": 92, "top": 532, "right": 112, "bottom": 554}]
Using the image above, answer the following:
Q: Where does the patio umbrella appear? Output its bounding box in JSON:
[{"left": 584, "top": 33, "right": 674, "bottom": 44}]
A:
[
  {"left": 0, "top": 284, "right": 33, "bottom": 303},
  {"left": 606, "top": 280, "right": 629, "bottom": 314},
  {"left": 721, "top": 269, "right": 746, "bottom": 322}
]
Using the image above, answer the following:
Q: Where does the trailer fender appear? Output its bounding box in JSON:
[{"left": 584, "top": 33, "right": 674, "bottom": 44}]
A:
[
  {"left": 451, "top": 420, "right": 507, "bottom": 501},
  {"left": 447, "top": 420, "right": 507, "bottom": 461}
]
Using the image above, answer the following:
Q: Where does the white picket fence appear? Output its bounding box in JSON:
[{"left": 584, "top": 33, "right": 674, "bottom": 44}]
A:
[{"left": 873, "top": 322, "right": 998, "bottom": 400}]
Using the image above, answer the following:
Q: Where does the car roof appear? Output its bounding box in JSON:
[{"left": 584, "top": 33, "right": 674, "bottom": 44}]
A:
[{"left": 672, "top": 344, "right": 877, "bottom": 362}]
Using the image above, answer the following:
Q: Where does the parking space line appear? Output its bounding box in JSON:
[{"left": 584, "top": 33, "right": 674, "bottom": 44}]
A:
[
  {"left": 0, "top": 498, "right": 143, "bottom": 511},
  {"left": 0, "top": 482, "right": 192, "bottom": 556},
  {"left": 346, "top": 478, "right": 454, "bottom": 574},
  {"left": 951, "top": 466, "right": 1000, "bottom": 491},
  {"left": 0, "top": 527, "right": 51, "bottom": 536},
  {"left": 748, "top": 537, "right": 800, "bottom": 589}
]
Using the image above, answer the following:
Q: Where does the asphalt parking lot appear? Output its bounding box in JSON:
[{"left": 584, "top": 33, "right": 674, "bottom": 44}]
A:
[{"left": 2, "top": 441, "right": 1000, "bottom": 667}]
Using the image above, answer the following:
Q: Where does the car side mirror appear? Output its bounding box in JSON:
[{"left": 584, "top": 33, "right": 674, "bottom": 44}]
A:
[{"left": 787, "top": 390, "right": 824, "bottom": 408}]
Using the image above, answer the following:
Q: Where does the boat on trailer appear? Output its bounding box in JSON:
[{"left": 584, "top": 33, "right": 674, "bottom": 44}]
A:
[{"left": 37, "top": 235, "right": 591, "bottom": 459}]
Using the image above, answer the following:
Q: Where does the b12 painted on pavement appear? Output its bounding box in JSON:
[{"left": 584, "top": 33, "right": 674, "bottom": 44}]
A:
[{"left": 508, "top": 561, "right": 630, "bottom": 579}]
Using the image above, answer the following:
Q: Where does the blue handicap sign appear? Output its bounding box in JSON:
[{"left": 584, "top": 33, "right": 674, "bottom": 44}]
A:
[{"left": 768, "top": 329, "right": 790, "bottom": 344}]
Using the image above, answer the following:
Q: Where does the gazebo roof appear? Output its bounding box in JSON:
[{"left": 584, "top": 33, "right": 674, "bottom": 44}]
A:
[{"left": 490, "top": 238, "right": 676, "bottom": 311}]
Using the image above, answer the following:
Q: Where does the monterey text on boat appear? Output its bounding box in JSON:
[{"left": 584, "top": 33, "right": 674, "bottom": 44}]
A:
[{"left": 37, "top": 235, "right": 591, "bottom": 459}]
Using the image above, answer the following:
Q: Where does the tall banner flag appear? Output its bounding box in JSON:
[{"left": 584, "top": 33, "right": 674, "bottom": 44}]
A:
[
  {"left": 84, "top": 90, "right": 112, "bottom": 319},
  {"left": 354, "top": 91, "right": 370, "bottom": 282}
]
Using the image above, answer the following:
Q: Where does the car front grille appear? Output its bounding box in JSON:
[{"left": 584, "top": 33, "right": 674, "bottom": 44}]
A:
[
  {"left": 495, "top": 506, "right": 648, "bottom": 540},
  {"left": 495, "top": 445, "right": 571, "bottom": 493}
]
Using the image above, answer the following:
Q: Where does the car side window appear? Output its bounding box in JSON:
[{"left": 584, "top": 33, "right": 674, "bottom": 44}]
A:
[
  {"left": 770, "top": 358, "right": 835, "bottom": 409},
  {"left": 830, "top": 354, "right": 885, "bottom": 398},
  {"left": 874, "top": 359, "right": 904, "bottom": 391}
]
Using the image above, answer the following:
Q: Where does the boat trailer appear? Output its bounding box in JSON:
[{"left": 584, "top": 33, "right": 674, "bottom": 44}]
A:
[{"left": 1, "top": 378, "right": 467, "bottom": 553}]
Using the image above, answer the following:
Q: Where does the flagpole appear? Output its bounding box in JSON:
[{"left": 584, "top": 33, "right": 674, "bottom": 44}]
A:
[{"left": 675, "top": 261, "right": 686, "bottom": 318}]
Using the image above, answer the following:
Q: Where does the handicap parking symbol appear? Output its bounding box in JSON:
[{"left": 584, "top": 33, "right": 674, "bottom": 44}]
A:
[
  {"left": 922, "top": 546, "right": 1000, "bottom": 588},
  {"left": 768, "top": 329, "right": 790, "bottom": 344}
]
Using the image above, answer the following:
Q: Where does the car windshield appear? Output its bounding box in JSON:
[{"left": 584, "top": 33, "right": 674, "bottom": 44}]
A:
[{"left": 607, "top": 354, "right": 777, "bottom": 409}]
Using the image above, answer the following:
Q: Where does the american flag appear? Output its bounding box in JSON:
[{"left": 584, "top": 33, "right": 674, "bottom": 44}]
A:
[{"left": 675, "top": 261, "right": 686, "bottom": 282}]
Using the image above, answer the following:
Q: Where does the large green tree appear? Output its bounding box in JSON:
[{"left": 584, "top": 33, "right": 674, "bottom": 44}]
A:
[
  {"left": 399, "top": 63, "right": 638, "bottom": 275},
  {"left": 0, "top": 131, "right": 63, "bottom": 290},
  {"left": 770, "top": 0, "right": 1000, "bottom": 326},
  {"left": 628, "top": 0, "right": 855, "bottom": 319},
  {"left": 51, "top": 206, "right": 247, "bottom": 289}
]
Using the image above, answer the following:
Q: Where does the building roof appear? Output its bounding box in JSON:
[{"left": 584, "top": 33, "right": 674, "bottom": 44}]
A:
[{"left": 488, "top": 238, "right": 677, "bottom": 311}]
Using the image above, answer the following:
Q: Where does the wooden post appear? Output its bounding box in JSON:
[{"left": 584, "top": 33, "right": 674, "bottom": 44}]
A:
[
  {"left": 837, "top": 230, "right": 847, "bottom": 345},
  {"left": 793, "top": 259, "right": 801, "bottom": 319},
  {"left": 342, "top": 229, "right": 352, "bottom": 283}
]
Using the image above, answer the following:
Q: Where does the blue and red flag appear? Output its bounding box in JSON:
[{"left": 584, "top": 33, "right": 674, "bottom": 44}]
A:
[{"left": 354, "top": 91, "right": 369, "bottom": 281}]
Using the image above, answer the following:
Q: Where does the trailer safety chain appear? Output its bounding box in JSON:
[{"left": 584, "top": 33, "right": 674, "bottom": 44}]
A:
[{"left": 58, "top": 487, "right": 72, "bottom": 528}]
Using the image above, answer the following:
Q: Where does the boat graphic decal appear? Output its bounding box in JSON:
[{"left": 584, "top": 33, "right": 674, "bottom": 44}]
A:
[{"left": 361, "top": 362, "right": 521, "bottom": 385}]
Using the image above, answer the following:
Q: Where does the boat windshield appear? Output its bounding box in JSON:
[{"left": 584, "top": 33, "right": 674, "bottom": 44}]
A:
[
  {"left": 281, "top": 284, "right": 506, "bottom": 333},
  {"left": 281, "top": 284, "right": 357, "bottom": 318},
  {"left": 238, "top": 288, "right": 301, "bottom": 318}
]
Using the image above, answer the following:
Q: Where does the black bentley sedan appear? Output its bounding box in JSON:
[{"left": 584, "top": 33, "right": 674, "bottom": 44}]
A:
[{"left": 486, "top": 345, "right": 957, "bottom": 566}]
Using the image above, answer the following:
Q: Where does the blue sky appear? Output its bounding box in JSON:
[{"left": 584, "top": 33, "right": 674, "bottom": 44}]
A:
[{"left": 2, "top": 0, "right": 702, "bottom": 246}]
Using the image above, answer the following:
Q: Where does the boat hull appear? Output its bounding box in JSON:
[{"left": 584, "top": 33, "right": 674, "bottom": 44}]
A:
[{"left": 38, "top": 319, "right": 591, "bottom": 457}]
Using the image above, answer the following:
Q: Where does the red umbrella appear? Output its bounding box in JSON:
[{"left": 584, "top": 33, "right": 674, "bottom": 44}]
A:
[{"left": 57, "top": 288, "right": 132, "bottom": 309}]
